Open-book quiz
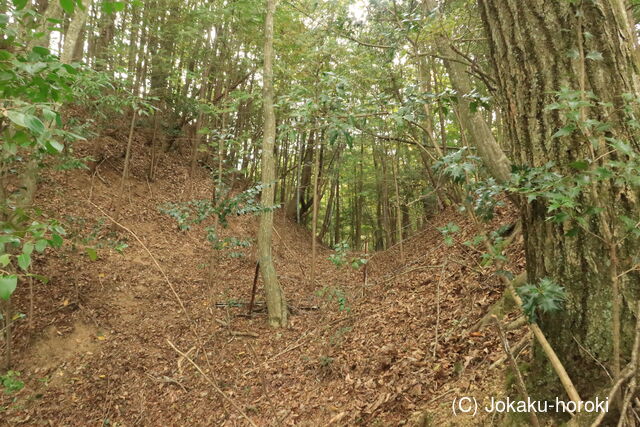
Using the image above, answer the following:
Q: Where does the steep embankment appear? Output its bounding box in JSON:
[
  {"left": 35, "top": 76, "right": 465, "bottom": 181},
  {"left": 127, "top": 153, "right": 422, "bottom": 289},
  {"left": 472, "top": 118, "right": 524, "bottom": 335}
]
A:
[{"left": 1, "top": 131, "right": 526, "bottom": 426}]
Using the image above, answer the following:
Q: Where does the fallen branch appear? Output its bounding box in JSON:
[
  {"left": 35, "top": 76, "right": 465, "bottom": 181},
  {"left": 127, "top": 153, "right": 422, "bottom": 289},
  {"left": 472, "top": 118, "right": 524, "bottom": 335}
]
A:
[
  {"left": 493, "top": 315, "right": 540, "bottom": 427},
  {"left": 490, "top": 331, "right": 531, "bottom": 369},
  {"left": 167, "top": 339, "right": 258, "bottom": 426},
  {"left": 589, "top": 364, "right": 634, "bottom": 427},
  {"left": 505, "top": 316, "right": 527, "bottom": 332},
  {"left": 433, "top": 260, "right": 448, "bottom": 357},
  {"left": 509, "top": 281, "right": 582, "bottom": 405}
]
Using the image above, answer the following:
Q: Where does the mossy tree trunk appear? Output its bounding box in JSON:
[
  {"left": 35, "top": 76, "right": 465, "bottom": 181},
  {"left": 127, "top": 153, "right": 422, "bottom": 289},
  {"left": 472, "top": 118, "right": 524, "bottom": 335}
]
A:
[{"left": 478, "top": 0, "right": 640, "bottom": 397}]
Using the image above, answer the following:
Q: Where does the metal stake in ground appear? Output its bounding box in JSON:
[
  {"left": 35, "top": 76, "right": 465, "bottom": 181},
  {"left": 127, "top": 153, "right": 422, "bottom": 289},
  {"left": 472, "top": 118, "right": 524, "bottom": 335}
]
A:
[{"left": 248, "top": 261, "right": 260, "bottom": 316}]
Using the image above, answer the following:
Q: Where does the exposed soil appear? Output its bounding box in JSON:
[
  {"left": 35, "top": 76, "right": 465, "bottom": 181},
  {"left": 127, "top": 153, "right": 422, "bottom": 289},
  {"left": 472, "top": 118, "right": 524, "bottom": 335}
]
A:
[{"left": 1, "top": 133, "right": 527, "bottom": 426}]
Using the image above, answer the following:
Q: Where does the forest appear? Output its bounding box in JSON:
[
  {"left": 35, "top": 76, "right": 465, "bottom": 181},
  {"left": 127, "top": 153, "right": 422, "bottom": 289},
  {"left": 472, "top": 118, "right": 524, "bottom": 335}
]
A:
[{"left": 1, "top": 0, "right": 640, "bottom": 425}]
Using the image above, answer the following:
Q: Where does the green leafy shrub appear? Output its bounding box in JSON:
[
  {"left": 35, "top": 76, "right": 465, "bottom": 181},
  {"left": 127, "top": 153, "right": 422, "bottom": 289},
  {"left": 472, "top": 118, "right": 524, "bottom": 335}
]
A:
[
  {"left": 0, "top": 370, "right": 24, "bottom": 394},
  {"left": 517, "top": 278, "right": 566, "bottom": 323}
]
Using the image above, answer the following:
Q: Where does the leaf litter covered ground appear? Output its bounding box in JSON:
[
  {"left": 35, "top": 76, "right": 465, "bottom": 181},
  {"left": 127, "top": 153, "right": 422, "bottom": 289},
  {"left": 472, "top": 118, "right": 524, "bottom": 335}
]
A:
[{"left": 1, "top": 133, "right": 527, "bottom": 426}]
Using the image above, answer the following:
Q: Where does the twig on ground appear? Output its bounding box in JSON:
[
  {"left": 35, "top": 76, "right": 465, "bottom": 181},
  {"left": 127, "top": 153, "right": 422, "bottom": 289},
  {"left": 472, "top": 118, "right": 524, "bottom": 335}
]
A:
[
  {"left": 86, "top": 200, "right": 215, "bottom": 372},
  {"left": 490, "top": 331, "right": 531, "bottom": 369},
  {"left": 493, "top": 315, "right": 540, "bottom": 427},
  {"left": 167, "top": 339, "right": 258, "bottom": 427},
  {"left": 433, "top": 260, "right": 448, "bottom": 357},
  {"left": 616, "top": 301, "right": 640, "bottom": 426},
  {"left": 248, "top": 343, "right": 282, "bottom": 426}
]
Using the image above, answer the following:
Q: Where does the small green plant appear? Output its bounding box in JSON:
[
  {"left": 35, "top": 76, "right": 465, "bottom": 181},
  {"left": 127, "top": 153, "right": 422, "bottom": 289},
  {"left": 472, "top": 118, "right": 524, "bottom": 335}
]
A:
[
  {"left": 65, "top": 216, "right": 128, "bottom": 259},
  {"left": 316, "top": 286, "right": 350, "bottom": 312},
  {"left": 0, "top": 371, "right": 24, "bottom": 394},
  {"left": 329, "top": 241, "right": 368, "bottom": 270},
  {"left": 318, "top": 355, "right": 334, "bottom": 368},
  {"left": 329, "top": 326, "right": 352, "bottom": 347},
  {"left": 208, "top": 234, "right": 252, "bottom": 258},
  {"left": 328, "top": 241, "right": 349, "bottom": 267},
  {"left": 160, "top": 183, "right": 276, "bottom": 258},
  {"left": 517, "top": 278, "right": 566, "bottom": 323},
  {"left": 350, "top": 257, "right": 368, "bottom": 270},
  {"left": 438, "top": 222, "right": 460, "bottom": 246},
  {"left": 0, "top": 218, "right": 65, "bottom": 300}
]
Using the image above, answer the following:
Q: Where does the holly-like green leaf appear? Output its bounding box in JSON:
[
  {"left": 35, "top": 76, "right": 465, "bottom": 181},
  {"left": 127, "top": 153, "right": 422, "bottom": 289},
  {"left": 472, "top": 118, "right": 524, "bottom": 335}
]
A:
[
  {"left": 569, "top": 160, "right": 589, "bottom": 170},
  {"left": 586, "top": 51, "right": 603, "bottom": 61},
  {"left": 552, "top": 125, "right": 575, "bottom": 139},
  {"left": 0, "top": 275, "right": 17, "bottom": 300}
]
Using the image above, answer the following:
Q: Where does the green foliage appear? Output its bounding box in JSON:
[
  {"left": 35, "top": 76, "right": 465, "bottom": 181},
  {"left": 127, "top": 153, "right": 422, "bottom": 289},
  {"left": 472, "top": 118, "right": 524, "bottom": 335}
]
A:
[
  {"left": 208, "top": 234, "right": 252, "bottom": 258},
  {"left": 64, "top": 216, "right": 128, "bottom": 259},
  {"left": 438, "top": 222, "right": 460, "bottom": 246},
  {"left": 0, "top": 276, "right": 18, "bottom": 301},
  {"left": 328, "top": 241, "right": 368, "bottom": 270},
  {"left": 328, "top": 241, "right": 350, "bottom": 267},
  {"left": 160, "top": 183, "right": 277, "bottom": 232},
  {"left": 479, "top": 232, "right": 508, "bottom": 267},
  {"left": 433, "top": 148, "right": 479, "bottom": 184},
  {"left": 0, "top": 6, "right": 99, "bottom": 302},
  {"left": 517, "top": 278, "right": 566, "bottom": 323},
  {"left": 316, "top": 286, "right": 350, "bottom": 312},
  {"left": 434, "top": 148, "right": 505, "bottom": 220},
  {"left": 510, "top": 89, "right": 640, "bottom": 232},
  {"left": 0, "top": 371, "right": 24, "bottom": 394},
  {"left": 161, "top": 184, "right": 275, "bottom": 259},
  {"left": 0, "top": 217, "right": 65, "bottom": 300}
]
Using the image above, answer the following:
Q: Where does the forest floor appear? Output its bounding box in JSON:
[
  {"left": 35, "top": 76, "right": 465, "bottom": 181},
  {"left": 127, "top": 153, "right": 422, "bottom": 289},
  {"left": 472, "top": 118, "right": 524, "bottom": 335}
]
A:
[{"left": 1, "top": 129, "right": 526, "bottom": 426}]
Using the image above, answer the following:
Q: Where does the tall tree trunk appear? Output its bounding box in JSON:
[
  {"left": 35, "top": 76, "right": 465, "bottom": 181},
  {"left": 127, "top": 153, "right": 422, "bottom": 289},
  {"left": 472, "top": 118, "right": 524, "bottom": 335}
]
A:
[
  {"left": 319, "top": 173, "right": 335, "bottom": 243},
  {"left": 354, "top": 142, "right": 364, "bottom": 249},
  {"left": 424, "top": 0, "right": 512, "bottom": 186},
  {"left": 60, "top": 0, "right": 91, "bottom": 64},
  {"left": 334, "top": 172, "right": 341, "bottom": 245},
  {"left": 392, "top": 144, "right": 404, "bottom": 262},
  {"left": 479, "top": 0, "right": 640, "bottom": 398},
  {"left": 27, "top": 0, "right": 61, "bottom": 50},
  {"left": 310, "top": 137, "right": 322, "bottom": 284},
  {"left": 258, "top": 0, "right": 287, "bottom": 328}
]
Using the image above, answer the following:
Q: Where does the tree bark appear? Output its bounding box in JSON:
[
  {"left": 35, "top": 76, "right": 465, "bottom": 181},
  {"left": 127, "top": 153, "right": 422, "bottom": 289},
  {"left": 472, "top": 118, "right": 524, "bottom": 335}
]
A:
[
  {"left": 478, "top": 0, "right": 640, "bottom": 398},
  {"left": 423, "top": 0, "right": 512, "bottom": 186},
  {"left": 60, "top": 0, "right": 91, "bottom": 64},
  {"left": 258, "top": 0, "right": 287, "bottom": 328}
]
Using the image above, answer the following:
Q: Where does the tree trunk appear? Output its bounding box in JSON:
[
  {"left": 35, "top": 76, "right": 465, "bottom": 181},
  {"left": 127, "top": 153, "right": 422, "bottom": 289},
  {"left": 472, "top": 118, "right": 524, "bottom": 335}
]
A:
[
  {"left": 60, "top": 0, "right": 90, "bottom": 64},
  {"left": 27, "top": 0, "right": 61, "bottom": 50},
  {"left": 392, "top": 144, "right": 404, "bottom": 262},
  {"left": 258, "top": 0, "right": 287, "bottom": 328},
  {"left": 354, "top": 142, "right": 364, "bottom": 250},
  {"left": 424, "top": 0, "right": 512, "bottom": 186},
  {"left": 334, "top": 172, "right": 341, "bottom": 246},
  {"left": 310, "top": 137, "right": 322, "bottom": 284},
  {"left": 319, "top": 173, "right": 335, "bottom": 243},
  {"left": 479, "top": 0, "right": 640, "bottom": 398}
]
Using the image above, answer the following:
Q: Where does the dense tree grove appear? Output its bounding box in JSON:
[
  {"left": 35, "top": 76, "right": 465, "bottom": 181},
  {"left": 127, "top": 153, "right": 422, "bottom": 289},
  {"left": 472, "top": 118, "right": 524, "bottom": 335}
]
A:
[{"left": 2, "top": 0, "right": 640, "bottom": 424}]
